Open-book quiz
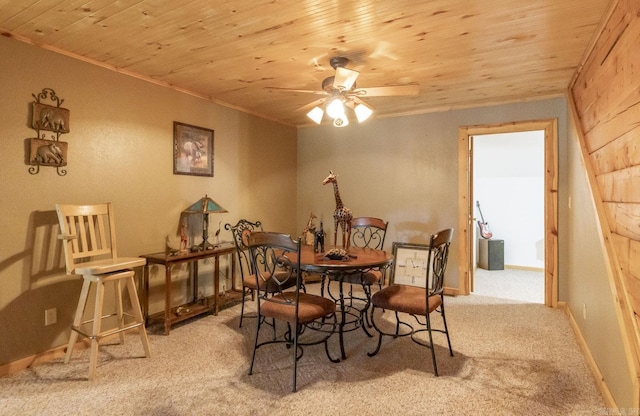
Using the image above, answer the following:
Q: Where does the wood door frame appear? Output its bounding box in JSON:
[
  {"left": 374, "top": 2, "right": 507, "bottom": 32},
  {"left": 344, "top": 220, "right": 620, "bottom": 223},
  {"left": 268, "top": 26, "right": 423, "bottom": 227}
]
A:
[{"left": 457, "top": 119, "right": 558, "bottom": 307}]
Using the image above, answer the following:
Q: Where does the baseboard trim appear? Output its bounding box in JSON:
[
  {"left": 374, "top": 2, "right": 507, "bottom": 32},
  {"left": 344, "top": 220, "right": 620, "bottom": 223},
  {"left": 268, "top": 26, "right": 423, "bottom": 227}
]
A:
[
  {"left": 0, "top": 345, "right": 66, "bottom": 378},
  {"left": 503, "top": 265, "right": 545, "bottom": 272},
  {"left": 444, "top": 286, "right": 459, "bottom": 296},
  {"left": 0, "top": 340, "right": 90, "bottom": 378},
  {"left": 560, "top": 301, "right": 617, "bottom": 408}
]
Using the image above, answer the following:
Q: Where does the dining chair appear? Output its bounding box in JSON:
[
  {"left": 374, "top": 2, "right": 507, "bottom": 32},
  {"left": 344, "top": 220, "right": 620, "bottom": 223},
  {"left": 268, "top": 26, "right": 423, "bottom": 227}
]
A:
[
  {"left": 225, "top": 219, "right": 263, "bottom": 328},
  {"left": 348, "top": 216, "right": 389, "bottom": 287},
  {"left": 56, "top": 203, "right": 150, "bottom": 380},
  {"left": 367, "top": 228, "right": 454, "bottom": 376},
  {"left": 247, "top": 231, "right": 339, "bottom": 392},
  {"left": 325, "top": 217, "right": 388, "bottom": 331}
]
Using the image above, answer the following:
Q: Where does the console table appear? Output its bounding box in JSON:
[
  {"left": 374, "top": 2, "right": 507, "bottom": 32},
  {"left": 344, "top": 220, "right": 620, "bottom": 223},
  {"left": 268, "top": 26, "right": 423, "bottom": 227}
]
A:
[{"left": 141, "top": 243, "right": 236, "bottom": 335}]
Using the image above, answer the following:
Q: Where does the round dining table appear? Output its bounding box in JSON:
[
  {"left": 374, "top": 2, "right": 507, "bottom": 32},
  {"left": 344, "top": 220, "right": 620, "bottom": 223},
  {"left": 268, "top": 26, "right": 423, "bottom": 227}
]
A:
[{"left": 298, "top": 245, "right": 394, "bottom": 359}]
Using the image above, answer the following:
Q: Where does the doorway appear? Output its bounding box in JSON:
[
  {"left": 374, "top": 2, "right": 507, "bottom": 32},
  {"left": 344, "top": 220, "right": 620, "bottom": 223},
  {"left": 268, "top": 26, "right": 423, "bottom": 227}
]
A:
[
  {"left": 473, "top": 131, "right": 545, "bottom": 303},
  {"left": 457, "top": 119, "right": 558, "bottom": 307}
]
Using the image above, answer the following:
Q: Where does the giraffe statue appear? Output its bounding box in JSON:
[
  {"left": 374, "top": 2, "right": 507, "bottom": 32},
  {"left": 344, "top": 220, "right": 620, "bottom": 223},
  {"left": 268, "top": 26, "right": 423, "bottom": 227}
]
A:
[
  {"left": 301, "top": 212, "right": 317, "bottom": 245},
  {"left": 322, "top": 170, "right": 352, "bottom": 248}
]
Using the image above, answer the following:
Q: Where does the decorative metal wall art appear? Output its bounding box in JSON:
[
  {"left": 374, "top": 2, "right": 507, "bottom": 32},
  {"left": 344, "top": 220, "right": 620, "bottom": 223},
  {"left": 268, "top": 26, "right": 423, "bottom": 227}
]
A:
[{"left": 27, "top": 88, "right": 69, "bottom": 176}]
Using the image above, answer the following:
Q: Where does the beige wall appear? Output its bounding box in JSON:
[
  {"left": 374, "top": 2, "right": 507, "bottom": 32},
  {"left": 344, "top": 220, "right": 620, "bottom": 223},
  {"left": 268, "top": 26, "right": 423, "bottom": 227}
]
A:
[
  {"left": 296, "top": 99, "right": 569, "bottom": 290},
  {"left": 0, "top": 37, "right": 297, "bottom": 365},
  {"left": 566, "top": 120, "right": 633, "bottom": 407}
]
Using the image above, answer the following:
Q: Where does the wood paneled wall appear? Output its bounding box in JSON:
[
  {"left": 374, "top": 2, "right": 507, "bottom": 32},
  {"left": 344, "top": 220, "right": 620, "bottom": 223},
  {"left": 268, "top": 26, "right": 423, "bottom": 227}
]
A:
[{"left": 570, "top": 0, "right": 640, "bottom": 400}]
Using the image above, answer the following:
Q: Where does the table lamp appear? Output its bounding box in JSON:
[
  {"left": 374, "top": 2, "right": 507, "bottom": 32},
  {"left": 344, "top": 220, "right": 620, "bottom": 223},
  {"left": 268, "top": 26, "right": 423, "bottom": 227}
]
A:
[{"left": 183, "top": 195, "right": 228, "bottom": 251}]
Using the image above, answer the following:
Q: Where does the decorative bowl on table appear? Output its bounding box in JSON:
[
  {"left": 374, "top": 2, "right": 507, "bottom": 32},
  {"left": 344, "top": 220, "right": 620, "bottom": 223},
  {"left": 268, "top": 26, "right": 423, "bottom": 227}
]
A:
[{"left": 324, "top": 248, "right": 349, "bottom": 260}]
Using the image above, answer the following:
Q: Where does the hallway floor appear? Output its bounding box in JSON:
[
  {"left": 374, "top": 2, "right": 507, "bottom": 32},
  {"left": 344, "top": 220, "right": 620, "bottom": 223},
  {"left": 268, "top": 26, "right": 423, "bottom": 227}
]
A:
[{"left": 473, "top": 268, "right": 544, "bottom": 303}]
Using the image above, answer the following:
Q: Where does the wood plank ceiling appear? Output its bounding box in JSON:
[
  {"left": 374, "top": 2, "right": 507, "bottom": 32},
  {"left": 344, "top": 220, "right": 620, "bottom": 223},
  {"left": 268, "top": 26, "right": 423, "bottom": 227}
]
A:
[{"left": 0, "top": 0, "right": 612, "bottom": 127}]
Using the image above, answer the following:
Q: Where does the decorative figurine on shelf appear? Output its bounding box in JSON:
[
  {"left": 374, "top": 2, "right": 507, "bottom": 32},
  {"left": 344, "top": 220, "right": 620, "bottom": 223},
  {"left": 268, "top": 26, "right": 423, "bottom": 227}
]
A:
[
  {"left": 180, "top": 221, "right": 189, "bottom": 254},
  {"left": 322, "top": 170, "right": 352, "bottom": 249},
  {"left": 314, "top": 221, "right": 325, "bottom": 253},
  {"left": 214, "top": 220, "right": 222, "bottom": 246},
  {"left": 165, "top": 235, "right": 180, "bottom": 256},
  {"left": 302, "top": 212, "right": 317, "bottom": 245}
]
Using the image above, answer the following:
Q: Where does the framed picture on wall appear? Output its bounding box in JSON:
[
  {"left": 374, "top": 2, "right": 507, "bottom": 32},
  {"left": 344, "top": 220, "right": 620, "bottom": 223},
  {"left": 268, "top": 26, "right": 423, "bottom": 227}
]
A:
[
  {"left": 390, "top": 242, "right": 431, "bottom": 288},
  {"left": 173, "top": 121, "right": 214, "bottom": 177}
]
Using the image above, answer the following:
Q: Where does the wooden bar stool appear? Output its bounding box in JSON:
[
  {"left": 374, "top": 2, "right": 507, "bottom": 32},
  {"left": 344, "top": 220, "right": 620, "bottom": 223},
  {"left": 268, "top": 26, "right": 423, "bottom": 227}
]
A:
[{"left": 56, "top": 203, "right": 150, "bottom": 380}]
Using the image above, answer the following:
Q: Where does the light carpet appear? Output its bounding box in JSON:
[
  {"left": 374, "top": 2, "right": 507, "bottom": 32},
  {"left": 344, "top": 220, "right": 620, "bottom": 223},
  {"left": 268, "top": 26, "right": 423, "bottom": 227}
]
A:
[
  {"left": 474, "top": 268, "right": 544, "bottom": 304},
  {"left": 0, "top": 282, "right": 606, "bottom": 415}
]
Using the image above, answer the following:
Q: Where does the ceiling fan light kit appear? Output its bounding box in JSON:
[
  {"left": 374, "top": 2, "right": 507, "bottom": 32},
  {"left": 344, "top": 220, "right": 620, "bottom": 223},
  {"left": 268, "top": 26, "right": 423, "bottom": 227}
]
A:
[
  {"left": 268, "top": 56, "right": 419, "bottom": 127},
  {"left": 306, "top": 99, "right": 370, "bottom": 127},
  {"left": 306, "top": 106, "right": 324, "bottom": 124},
  {"left": 333, "top": 116, "right": 349, "bottom": 127},
  {"left": 334, "top": 67, "right": 359, "bottom": 91},
  {"left": 326, "top": 98, "right": 346, "bottom": 119},
  {"left": 354, "top": 102, "right": 373, "bottom": 122}
]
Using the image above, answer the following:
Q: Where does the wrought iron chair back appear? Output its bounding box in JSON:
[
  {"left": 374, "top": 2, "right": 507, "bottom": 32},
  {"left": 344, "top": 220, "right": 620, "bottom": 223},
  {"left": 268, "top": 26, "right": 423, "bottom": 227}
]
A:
[
  {"left": 249, "top": 232, "right": 300, "bottom": 302},
  {"left": 226, "top": 219, "right": 263, "bottom": 283},
  {"left": 225, "top": 219, "right": 263, "bottom": 327},
  {"left": 350, "top": 216, "right": 388, "bottom": 250},
  {"left": 426, "top": 228, "right": 453, "bottom": 296}
]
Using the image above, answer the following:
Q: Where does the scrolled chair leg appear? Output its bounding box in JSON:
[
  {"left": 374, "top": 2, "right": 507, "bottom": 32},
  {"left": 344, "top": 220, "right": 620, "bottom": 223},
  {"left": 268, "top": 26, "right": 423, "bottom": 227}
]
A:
[
  {"left": 367, "top": 305, "right": 414, "bottom": 357},
  {"left": 367, "top": 306, "right": 384, "bottom": 357},
  {"left": 368, "top": 332, "right": 384, "bottom": 357},
  {"left": 440, "top": 304, "right": 454, "bottom": 356},
  {"left": 239, "top": 288, "right": 247, "bottom": 328},
  {"left": 248, "top": 313, "right": 261, "bottom": 376},
  {"left": 361, "top": 283, "right": 374, "bottom": 331},
  {"left": 324, "top": 312, "right": 341, "bottom": 364},
  {"left": 325, "top": 339, "right": 341, "bottom": 363}
]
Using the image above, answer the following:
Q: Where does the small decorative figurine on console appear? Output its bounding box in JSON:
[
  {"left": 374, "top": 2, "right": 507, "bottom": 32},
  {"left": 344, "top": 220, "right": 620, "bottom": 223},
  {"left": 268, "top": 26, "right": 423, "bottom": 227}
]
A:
[
  {"left": 301, "top": 212, "right": 317, "bottom": 245},
  {"left": 165, "top": 235, "right": 179, "bottom": 256},
  {"left": 314, "top": 221, "right": 326, "bottom": 253},
  {"left": 322, "top": 170, "right": 352, "bottom": 248},
  {"left": 179, "top": 220, "right": 189, "bottom": 254},
  {"left": 214, "top": 220, "right": 222, "bottom": 246}
]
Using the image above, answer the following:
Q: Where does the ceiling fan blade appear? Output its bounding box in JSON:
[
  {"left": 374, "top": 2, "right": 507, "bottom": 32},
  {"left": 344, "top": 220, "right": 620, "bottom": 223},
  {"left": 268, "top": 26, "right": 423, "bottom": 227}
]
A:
[
  {"left": 294, "top": 98, "right": 327, "bottom": 113},
  {"left": 352, "top": 84, "right": 420, "bottom": 97},
  {"left": 349, "top": 96, "right": 374, "bottom": 108},
  {"left": 333, "top": 67, "right": 359, "bottom": 91},
  {"left": 265, "top": 87, "right": 328, "bottom": 95},
  {"left": 346, "top": 96, "right": 375, "bottom": 122}
]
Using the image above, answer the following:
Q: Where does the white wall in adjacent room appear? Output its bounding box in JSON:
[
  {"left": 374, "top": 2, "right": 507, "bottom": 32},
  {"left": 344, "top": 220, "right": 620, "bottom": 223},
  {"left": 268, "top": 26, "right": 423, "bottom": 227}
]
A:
[{"left": 474, "top": 130, "right": 545, "bottom": 269}]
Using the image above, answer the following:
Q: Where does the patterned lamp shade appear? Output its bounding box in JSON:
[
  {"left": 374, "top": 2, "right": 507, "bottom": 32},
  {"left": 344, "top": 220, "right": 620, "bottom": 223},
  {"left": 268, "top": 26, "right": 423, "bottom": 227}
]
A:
[{"left": 183, "top": 195, "right": 228, "bottom": 214}]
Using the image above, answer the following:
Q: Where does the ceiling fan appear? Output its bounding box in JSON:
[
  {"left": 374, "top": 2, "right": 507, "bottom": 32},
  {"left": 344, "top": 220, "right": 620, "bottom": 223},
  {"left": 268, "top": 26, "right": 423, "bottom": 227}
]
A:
[{"left": 265, "top": 57, "right": 420, "bottom": 127}]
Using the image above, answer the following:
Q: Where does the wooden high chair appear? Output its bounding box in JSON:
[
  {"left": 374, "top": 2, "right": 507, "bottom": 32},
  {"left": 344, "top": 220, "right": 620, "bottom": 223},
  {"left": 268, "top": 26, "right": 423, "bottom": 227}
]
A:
[{"left": 56, "top": 203, "right": 150, "bottom": 380}]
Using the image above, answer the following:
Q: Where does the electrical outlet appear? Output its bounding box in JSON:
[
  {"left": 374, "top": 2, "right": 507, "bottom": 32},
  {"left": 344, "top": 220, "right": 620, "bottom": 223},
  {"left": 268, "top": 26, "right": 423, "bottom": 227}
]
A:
[
  {"left": 582, "top": 303, "right": 587, "bottom": 320},
  {"left": 45, "top": 308, "right": 57, "bottom": 326}
]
